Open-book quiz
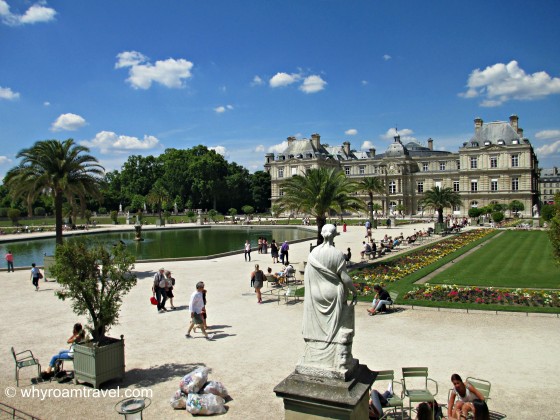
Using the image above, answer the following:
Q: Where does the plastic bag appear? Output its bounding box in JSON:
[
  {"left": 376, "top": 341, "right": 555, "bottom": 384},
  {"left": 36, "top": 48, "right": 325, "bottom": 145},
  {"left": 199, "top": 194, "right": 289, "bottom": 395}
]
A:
[
  {"left": 179, "top": 367, "right": 209, "bottom": 394},
  {"left": 185, "top": 393, "right": 226, "bottom": 415},
  {"left": 201, "top": 381, "right": 229, "bottom": 399},
  {"left": 169, "top": 389, "right": 187, "bottom": 409}
]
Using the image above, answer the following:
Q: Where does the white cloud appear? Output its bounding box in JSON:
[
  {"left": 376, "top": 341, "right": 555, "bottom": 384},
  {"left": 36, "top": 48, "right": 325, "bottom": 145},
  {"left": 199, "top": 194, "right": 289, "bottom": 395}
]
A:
[
  {"left": 299, "top": 75, "right": 327, "bottom": 94},
  {"left": 361, "top": 141, "right": 375, "bottom": 150},
  {"left": 460, "top": 61, "right": 560, "bottom": 106},
  {"left": 51, "top": 113, "right": 87, "bottom": 131},
  {"left": 361, "top": 80, "right": 369, "bottom": 85},
  {"left": 254, "top": 145, "right": 265, "bottom": 153},
  {"left": 209, "top": 145, "right": 229, "bottom": 158},
  {"left": 268, "top": 141, "right": 289, "bottom": 154},
  {"left": 0, "top": 156, "right": 11, "bottom": 164},
  {"left": 381, "top": 127, "right": 417, "bottom": 143},
  {"left": 115, "top": 50, "right": 194, "bottom": 89},
  {"left": 345, "top": 129, "right": 358, "bottom": 136},
  {"left": 251, "top": 75, "right": 264, "bottom": 86},
  {"left": 0, "top": 0, "right": 56, "bottom": 26},
  {"left": 0, "top": 86, "right": 19, "bottom": 100},
  {"left": 535, "top": 130, "right": 560, "bottom": 140},
  {"left": 536, "top": 141, "right": 560, "bottom": 157},
  {"left": 269, "top": 72, "right": 300, "bottom": 88},
  {"left": 43, "top": 101, "right": 50, "bottom": 106},
  {"left": 81, "top": 131, "right": 159, "bottom": 154},
  {"left": 383, "top": 54, "right": 392, "bottom": 61},
  {"left": 214, "top": 104, "right": 233, "bottom": 114}
]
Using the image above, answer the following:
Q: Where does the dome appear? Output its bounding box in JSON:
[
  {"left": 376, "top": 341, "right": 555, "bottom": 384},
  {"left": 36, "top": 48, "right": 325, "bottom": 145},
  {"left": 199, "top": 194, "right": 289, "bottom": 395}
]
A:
[{"left": 385, "top": 136, "right": 410, "bottom": 157}]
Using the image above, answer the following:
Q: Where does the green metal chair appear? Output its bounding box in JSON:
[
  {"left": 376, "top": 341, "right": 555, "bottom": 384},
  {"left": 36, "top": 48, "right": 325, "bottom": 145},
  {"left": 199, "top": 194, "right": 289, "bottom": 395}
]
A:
[
  {"left": 11, "top": 347, "right": 41, "bottom": 386},
  {"left": 373, "top": 370, "right": 404, "bottom": 420},
  {"left": 466, "top": 377, "right": 491, "bottom": 401},
  {"left": 401, "top": 367, "right": 438, "bottom": 419}
]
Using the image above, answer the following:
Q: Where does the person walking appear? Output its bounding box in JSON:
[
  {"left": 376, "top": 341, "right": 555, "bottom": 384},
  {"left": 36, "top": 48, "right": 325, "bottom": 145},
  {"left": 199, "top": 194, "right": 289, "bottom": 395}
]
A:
[
  {"left": 244, "top": 240, "right": 251, "bottom": 262},
  {"left": 280, "top": 241, "right": 289, "bottom": 265},
  {"left": 165, "top": 270, "right": 176, "bottom": 310},
  {"left": 5, "top": 250, "right": 14, "bottom": 272},
  {"left": 30, "top": 263, "right": 42, "bottom": 291},
  {"left": 152, "top": 268, "right": 168, "bottom": 313},
  {"left": 251, "top": 264, "right": 265, "bottom": 304},
  {"left": 186, "top": 281, "right": 213, "bottom": 340},
  {"left": 270, "top": 239, "right": 279, "bottom": 264}
]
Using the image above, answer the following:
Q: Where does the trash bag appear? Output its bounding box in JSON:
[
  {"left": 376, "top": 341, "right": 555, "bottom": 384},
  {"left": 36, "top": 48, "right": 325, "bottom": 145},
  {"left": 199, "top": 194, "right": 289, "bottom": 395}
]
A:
[
  {"left": 179, "top": 367, "right": 209, "bottom": 394},
  {"left": 170, "top": 389, "right": 187, "bottom": 409},
  {"left": 185, "top": 393, "right": 226, "bottom": 415},
  {"left": 201, "top": 381, "right": 229, "bottom": 399}
]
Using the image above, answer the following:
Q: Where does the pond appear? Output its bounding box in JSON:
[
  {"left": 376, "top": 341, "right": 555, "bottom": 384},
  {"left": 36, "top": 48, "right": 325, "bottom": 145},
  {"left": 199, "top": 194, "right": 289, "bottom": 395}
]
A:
[{"left": 0, "top": 226, "right": 316, "bottom": 268}]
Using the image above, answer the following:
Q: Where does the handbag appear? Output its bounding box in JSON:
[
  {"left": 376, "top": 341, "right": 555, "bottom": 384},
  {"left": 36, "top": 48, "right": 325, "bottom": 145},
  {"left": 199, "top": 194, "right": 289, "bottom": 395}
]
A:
[
  {"left": 150, "top": 296, "right": 158, "bottom": 305},
  {"left": 38, "top": 272, "right": 44, "bottom": 279}
]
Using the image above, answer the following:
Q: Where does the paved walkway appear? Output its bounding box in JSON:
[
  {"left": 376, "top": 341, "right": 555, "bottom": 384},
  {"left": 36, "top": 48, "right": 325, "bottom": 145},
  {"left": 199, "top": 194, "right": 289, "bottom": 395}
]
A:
[{"left": 0, "top": 223, "right": 558, "bottom": 419}]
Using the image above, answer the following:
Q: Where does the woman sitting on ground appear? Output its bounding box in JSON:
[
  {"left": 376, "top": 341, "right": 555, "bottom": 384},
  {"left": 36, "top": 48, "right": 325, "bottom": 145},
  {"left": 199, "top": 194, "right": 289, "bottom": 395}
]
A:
[
  {"left": 447, "top": 373, "right": 486, "bottom": 419},
  {"left": 42, "top": 323, "right": 85, "bottom": 378}
]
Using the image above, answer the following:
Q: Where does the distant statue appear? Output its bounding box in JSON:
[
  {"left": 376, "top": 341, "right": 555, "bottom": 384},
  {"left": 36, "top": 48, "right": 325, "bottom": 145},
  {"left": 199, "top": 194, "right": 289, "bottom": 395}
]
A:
[
  {"left": 533, "top": 204, "right": 538, "bottom": 217},
  {"left": 296, "top": 224, "right": 358, "bottom": 380}
]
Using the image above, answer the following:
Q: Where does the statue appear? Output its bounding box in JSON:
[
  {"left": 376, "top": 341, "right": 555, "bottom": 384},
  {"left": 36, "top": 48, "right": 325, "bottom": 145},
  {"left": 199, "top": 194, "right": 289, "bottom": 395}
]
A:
[{"left": 296, "top": 224, "right": 358, "bottom": 380}]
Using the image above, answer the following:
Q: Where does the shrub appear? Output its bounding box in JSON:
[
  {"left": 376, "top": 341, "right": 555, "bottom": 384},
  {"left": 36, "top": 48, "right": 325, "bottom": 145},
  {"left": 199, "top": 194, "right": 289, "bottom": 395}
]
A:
[
  {"left": 468, "top": 208, "right": 482, "bottom": 218},
  {"left": 0, "top": 208, "right": 9, "bottom": 217},
  {"left": 542, "top": 204, "right": 555, "bottom": 222},
  {"left": 34, "top": 207, "right": 46, "bottom": 216},
  {"left": 110, "top": 210, "right": 118, "bottom": 223},
  {"left": 98, "top": 207, "right": 107, "bottom": 215},
  {"left": 7, "top": 208, "right": 21, "bottom": 225},
  {"left": 491, "top": 211, "right": 504, "bottom": 224}
]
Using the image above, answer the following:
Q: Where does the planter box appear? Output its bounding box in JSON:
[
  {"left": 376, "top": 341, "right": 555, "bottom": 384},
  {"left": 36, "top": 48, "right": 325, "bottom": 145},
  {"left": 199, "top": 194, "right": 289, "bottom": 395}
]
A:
[{"left": 73, "top": 336, "right": 125, "bottom": 388}]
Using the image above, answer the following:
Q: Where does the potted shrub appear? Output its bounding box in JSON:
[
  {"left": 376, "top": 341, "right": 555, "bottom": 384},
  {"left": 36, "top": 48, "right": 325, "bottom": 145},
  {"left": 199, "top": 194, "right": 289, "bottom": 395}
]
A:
[{"left": 51, "top": 239, "right": 137, "bottom": 388}]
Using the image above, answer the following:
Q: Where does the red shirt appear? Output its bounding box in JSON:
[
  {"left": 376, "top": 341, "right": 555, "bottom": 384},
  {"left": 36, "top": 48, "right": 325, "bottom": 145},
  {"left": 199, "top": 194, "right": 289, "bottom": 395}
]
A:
[{"left": 5, "top": 253, "right": 13, "bottom": 262}]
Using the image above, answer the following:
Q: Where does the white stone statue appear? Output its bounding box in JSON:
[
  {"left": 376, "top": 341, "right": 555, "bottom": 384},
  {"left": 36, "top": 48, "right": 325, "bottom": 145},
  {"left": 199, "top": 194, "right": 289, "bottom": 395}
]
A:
[{"left": 296, "top": 224, "right": 358, "bottom": 380}]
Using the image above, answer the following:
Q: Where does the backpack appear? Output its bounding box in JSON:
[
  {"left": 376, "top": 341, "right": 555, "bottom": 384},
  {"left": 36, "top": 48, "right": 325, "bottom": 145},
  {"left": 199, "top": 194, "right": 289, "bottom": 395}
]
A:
[{"left": 158, "top": 274, "right": 167, "bottom": 288}]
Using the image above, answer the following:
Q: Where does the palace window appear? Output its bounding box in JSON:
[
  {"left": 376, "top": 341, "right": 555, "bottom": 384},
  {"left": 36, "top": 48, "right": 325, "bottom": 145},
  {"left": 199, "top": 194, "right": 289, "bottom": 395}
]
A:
[
  {"left": 359, "top": 166, "right": 365, "bottom": 175},
  {"left": 470, "top": 157, "right": 478, "bottom": 169},
  {"left": 491, "top": 179, "right": 498, "bottom": 191},
  {"left": 389, "top": 181, "right": 396, "bottom": 194},
  {"left": 453, "top": 181, "right": 460, "bottom": 192},
  {"left": 471, "top": 180, "right": 478, "bottom": 192},
  {"left": 422, "top": 162, "right": 429, "bottom": 171},
  {"left": 344, "top": 166, "right": 351, "bottom": 175},
  {"left": 456, "top": 160, "right": 460, "bottom": 170},
  {"left": 511, "top": 155, "right": 519, "bottom": 167},
  {"left": 417, "top": 182, "right": 424, "bottom": 193},
  {"left": 512, "top": 177, "right": 519, "bottom": 191},
  {"left": 490, "top": 156, "right": 498, "bottom": 168},
  {"left": 278, "top": 167, "right": 284, "bottom": 178},
  {"left": 439, "top": 161, "right": 446, "bottom": 171}
]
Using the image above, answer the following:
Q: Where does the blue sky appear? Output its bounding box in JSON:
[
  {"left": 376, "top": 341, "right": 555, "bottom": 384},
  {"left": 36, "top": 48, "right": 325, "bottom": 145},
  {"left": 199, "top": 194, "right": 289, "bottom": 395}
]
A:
[{"left": 1, "top": 0, "right": 560, "bottom": 178}]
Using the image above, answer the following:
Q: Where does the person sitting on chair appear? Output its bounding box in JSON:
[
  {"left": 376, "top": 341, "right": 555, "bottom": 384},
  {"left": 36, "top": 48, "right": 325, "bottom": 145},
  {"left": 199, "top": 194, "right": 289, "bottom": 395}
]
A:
[
  {"left": 448, "top": 373, "right": 486, "bottom": 419},
  {"left": 367, "top": 284, "right": 392, "bottom": 316},
  {"left": 42, "top": 323, "right": 85, "bottom": 378}
]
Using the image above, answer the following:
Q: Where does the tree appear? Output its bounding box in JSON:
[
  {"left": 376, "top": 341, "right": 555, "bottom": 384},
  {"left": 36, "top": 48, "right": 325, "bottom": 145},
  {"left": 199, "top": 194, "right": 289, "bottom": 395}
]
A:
[
  {"left": 548, "top": 193, "right": 560, "bottom": 264},
  {"left": 7, "top": 208, "right": 20, "bottom": 225},
  {"left": 359, "top": 177, "right": 385, "bottom": 222},
  {"left": 146, "top": 181, "right": 170, "bottom": 222},
  {"left": 395, "top": 204, "right": 406, "bottom": 218},
  {"left": 250, "top": 170, "right": 272, "bottom": 212},
  {"left": 208, "top": 209, "right": 218, "bottom": 222},
  {"left": 52, "top": 239, "right": 137, "bottom": 342},
  {"left": 276, "top": 167, "right": 363, "bottom": 244},
  {"left": 420, "top": 186, "right": 462, "bottom": 224},
  {"left": 468, "top": 207, "right": 482, "bottom": 218},
  {"left": 491, "top": 211, "right": 504, "bottom": 224},
  {"left": 241, "top": 205, "right": 255, "bottom": 215},
  {"left": 5, "top": 139, "right": 104, "bottom": 245},
  {"left": 542, "top": 204, "right": 555, "bottom": 222},
  {"left": 509, "top": 200, "right": 525, "bottom": 217}
]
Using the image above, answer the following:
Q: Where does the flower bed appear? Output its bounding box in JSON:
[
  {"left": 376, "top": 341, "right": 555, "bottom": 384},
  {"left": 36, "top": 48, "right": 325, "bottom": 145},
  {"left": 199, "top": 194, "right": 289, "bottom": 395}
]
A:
[
  {"left": 404, "top": 284, "right": 560, "bottom": 307},
  {"left": 351, "top": 229, "right": 493, "bottom": 295}
]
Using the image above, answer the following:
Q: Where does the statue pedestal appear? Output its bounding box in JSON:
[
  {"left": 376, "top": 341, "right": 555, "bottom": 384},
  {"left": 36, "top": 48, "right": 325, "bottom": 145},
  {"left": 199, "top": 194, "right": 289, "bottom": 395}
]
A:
[{"left": 274, "top": 364, "right": 375, "bottom": 420}]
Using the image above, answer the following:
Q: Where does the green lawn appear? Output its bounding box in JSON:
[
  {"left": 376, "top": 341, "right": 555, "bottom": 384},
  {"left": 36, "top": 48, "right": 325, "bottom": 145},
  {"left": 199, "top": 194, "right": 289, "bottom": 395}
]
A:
[{"left": 428, "top": 230, "right": 560, "bottom": 289}]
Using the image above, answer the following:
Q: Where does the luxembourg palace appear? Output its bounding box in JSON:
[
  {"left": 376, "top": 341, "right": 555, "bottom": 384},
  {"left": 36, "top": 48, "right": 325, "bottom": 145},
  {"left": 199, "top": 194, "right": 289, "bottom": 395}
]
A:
[{"left": 264, "top": 115, "right": 541, "bottom": 218}]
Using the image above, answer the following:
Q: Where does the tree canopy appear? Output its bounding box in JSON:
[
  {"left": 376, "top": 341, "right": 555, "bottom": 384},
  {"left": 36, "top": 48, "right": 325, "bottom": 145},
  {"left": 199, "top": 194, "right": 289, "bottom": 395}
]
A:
[
  {"left": 276, "top": 167, "right": 364, "bottom": 244},
  {"left": 421, "top": 186, "right": 462, "bottom": 224}
]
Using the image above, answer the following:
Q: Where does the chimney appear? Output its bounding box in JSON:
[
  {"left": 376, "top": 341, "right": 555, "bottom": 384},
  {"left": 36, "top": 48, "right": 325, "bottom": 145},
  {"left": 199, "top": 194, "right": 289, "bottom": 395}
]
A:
[
  {"left": 265, "top": 153, "right": 274, "bottom": 164},
  {"left": 509, "top": 114, "right": 519, "bottom": 131},
  {"left": 427, "top": 138, "right": 434, "bottom": 151},
  {"left": 287, "top": 136, "right": 296, "bottom": 146},
  {"left": 311, "top": 133, "right": 321, "bottom": 149},
  {"left": 517, "top": 128, "right": 524, "bottom": 138},
  {"left": 369, "top": 147, "right": 376, "bottom": 157},
  {"left": 343, "top": 141, "right": 350, "bottom": 156},
  {"left": 474, "top": 117, "right": 483, "bottom": 132}
]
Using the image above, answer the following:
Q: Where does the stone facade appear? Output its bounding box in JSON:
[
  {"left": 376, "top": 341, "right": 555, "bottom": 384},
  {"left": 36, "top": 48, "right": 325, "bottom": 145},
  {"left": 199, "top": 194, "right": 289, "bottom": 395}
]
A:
[
  {"left": 539, "top": 167, "right": 560, "bottom": 205},
  {"left": 264, "top": 115, "right": 540, "bottom": 218}
]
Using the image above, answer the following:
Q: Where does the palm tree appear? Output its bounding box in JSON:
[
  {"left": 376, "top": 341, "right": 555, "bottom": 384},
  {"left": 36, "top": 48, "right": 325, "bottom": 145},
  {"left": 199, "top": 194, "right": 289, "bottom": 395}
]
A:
[
  {"left": 359, "top": 177, "right": 385, "bottom": 223},
  {"left": 5, "top": 139, "right": 104, "bottom": 245},
  {"left": 146, "top": 180, "right": 170, "bottom": 224},
  {"left": 421, "top": 186, "right": 462, "bottom": 224},
  {"left": 276, "top": 167, "right": 364, "bottom": 244}
]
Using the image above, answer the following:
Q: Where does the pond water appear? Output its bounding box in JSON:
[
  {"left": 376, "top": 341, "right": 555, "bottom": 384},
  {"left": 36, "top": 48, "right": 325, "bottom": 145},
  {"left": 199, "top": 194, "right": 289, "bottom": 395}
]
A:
[{"left": 1, "top": 227, "right": 315, "bottom": 268}]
